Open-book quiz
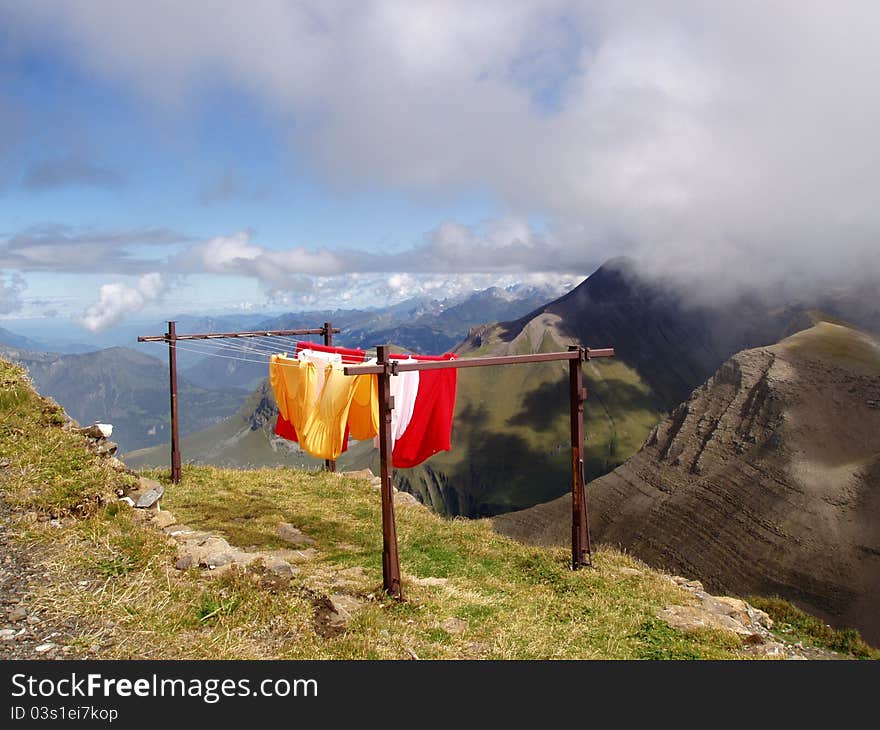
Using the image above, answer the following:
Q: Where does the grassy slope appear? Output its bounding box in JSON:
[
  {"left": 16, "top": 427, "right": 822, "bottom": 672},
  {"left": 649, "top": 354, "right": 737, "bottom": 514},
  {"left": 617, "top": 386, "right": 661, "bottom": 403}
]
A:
[{"left": 0, "top": 356, "right": 779, "bottom": 660}]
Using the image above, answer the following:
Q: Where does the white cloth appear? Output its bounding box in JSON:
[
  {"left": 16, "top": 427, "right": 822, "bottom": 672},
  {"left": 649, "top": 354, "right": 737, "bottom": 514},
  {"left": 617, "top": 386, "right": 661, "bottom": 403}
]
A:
[
  {"left": 372, "top": 357, "right": 420, "bottom": 449},
  {"left": 297, "top": 349, "right": 342, "bottom": 403},
  {"left": 390, "top": 358, "right": 419, "bottom": 445}
]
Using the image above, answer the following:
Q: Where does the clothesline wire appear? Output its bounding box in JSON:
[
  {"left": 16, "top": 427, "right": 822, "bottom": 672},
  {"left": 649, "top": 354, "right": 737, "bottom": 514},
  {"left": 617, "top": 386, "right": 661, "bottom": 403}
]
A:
[{"left": 144, "top": 337, "right": 376, "bottom": 365}]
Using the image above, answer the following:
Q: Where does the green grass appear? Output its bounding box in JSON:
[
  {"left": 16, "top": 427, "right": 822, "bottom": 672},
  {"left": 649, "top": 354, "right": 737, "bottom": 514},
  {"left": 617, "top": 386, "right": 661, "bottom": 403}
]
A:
[
  {"left": 748, "top": 596, "right": 880, "bottom": 659},
  {"left": 0, "top": 359, "right": 136, "bottom": 513},
  {"left": 2, "top": 354, "right": 870, "bottom": 660}
]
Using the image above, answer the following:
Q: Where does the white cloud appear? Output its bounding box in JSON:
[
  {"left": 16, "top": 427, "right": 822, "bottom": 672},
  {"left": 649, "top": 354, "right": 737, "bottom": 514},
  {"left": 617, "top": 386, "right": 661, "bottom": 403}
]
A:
[
  {"left": 3, "top": 1, "right": 880, "bottom": 292},
  {"left": 75, "top": 272, "right": 168, "bottom": 331},
  {"left": 0, "top": 271, "right": 26, "bottom": 315}
]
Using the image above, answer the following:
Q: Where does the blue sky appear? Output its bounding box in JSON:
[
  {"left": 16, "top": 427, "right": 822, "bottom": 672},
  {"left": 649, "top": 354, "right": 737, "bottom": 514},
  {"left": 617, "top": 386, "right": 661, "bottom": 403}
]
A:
[{"left": 1, "top": 2, "right": 878, "bottom": 334}]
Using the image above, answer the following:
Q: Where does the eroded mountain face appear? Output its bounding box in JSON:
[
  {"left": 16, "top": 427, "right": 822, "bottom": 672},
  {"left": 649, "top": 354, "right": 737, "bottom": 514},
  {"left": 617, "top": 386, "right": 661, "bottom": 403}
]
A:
[{"left": 494, "top": 321, "right": 880, "bottom": 643}]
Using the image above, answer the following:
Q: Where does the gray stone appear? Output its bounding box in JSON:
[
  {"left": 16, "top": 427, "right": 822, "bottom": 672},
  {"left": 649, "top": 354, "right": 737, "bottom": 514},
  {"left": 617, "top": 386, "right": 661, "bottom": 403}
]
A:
[
  {"left": 441, "top": 617, "right": 468, "bottom": 635},
  {"left": 77, "top": 425, "right": 106, "bottom": 439},
  {"left": 327, "top": 594, "right": 361, "bottom": 627},
  {"left": 175, "top": 555, "right": 193, "bottom": 571},
  {"left": 107, "top": 457, "right": 128, "bottom": 472},
  {"left": 203, "top": 552, "right": 236, "bottom": 568},
  {"left": 135, "top": 481, "right": 164, "bottom": 508},
  {"left": 8, "top": 606, "right": 27, "bottom": 622},
  {"left": 95, "top": 440, "right": 118, "bottom": 456},
  {"left": 656, "top": 604, "right": 753, "bottom": 637},
  {"left": 152, "top": 511, "right": 176, "bottom": 529},
  {"left": 265, "top": 557, "right": 298, "bottom": 577},
  {"left": 35, "top": 642, "right": 57, "bottom": 653},
  {"left": 0, "top": 629, "right": 16, "bottom": 641},
  {"left": 277, "top": 523, "right": 316, "bottom": 546},
  {"left": 394, "top": 490, "right": 419, "bottom": 506}
]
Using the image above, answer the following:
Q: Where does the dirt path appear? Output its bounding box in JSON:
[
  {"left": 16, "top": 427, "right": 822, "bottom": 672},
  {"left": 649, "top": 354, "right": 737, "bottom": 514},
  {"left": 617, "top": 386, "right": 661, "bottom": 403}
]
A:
[{"left": 0, "top": 498, "right": 91, "bottom": 660}]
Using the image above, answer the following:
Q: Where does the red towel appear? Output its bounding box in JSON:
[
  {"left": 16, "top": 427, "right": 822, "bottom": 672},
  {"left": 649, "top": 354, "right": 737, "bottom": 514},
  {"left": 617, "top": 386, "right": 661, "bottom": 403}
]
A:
[{"left": 389, "top": 353, "right": 458, "bottom": 468}]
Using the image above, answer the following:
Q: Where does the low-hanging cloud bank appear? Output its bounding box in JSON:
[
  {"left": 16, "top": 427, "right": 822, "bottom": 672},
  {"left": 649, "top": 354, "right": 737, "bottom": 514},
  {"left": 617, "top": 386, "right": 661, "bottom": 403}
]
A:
[
  {"left": 3, "top": 1, "right": 879, "bottom": 298},
  {"left": 75, "top": 272, "right": 168, "bottom": 331}
]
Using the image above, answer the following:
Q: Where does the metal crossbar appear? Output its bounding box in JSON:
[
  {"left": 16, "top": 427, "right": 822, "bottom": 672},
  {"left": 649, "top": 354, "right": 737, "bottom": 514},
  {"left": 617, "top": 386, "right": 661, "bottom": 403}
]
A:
[{"left": 136, "top": 321, "right": 339, "bottom": 482}]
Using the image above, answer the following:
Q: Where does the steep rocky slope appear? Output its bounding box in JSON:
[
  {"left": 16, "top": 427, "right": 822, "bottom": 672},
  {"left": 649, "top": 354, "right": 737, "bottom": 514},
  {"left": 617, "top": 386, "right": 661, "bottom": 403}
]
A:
[{"left": 493, "top": 319, "right": 880, "bottom": 643}]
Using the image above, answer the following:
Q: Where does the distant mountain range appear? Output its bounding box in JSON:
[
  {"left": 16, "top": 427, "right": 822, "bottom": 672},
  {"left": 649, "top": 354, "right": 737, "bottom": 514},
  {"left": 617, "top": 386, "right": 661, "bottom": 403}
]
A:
[
  {"left": 0, "top": 345, "right": 249, "bottom": 452},
  {"left": 156, "top": 258, "right": 880, "bottom": 521},
  {"left": 0, "top": 283, "right": 566, "bottom": 454},
  {"left": 180, "top": 284, "right": 563, "bottom": 390},
  {"left": 494, "top": 315, "right": 880, "bottom": 644}
]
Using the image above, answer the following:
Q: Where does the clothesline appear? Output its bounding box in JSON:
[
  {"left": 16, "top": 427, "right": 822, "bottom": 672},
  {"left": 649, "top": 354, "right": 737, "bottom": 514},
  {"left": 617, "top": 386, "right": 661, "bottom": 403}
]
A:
[{"left": 142, "top": 336, "right": 376, "bottom": 365}]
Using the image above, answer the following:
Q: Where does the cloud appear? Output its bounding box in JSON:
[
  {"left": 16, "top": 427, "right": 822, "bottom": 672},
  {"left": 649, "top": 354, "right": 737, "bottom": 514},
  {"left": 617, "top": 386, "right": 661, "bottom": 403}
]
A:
[
  {"left": 75, "top": 272, "right": 168, "bottom": 331},
  {"left": 23, "top": 155, "right": 124, "bottom": 190},
  {"left": 3, "top": 2, "right": 880, "bottom": 293},
  {"left": 0, "top": 225, "right": 194, "bottom": 273},
  {"left": 0, "top": 271, "right": 26, "bottom": 315}
]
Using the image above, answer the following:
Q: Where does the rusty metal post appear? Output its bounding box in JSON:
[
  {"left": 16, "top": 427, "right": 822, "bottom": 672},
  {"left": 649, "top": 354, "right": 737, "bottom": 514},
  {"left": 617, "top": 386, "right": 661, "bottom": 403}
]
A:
[
  {"left": 323, "top": 321, "right": 336, "bottom": 473},
  {"left": 376, "top": 345, "right": 402, "bottom": 599},
  {"left": 569, "top": 345, "right": 591, "bottom": 568},
  {"left": 167, "top": 321, "right": 182, "bottom": 484}
]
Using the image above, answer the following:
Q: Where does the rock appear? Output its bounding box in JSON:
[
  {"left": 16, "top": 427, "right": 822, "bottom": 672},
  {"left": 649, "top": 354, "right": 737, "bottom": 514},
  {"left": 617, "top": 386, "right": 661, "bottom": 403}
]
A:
[
  {"left": 747, "top": 605, "right": 774, "bottom": 629},
  {"left": 174, "top": 555, "right": 193, "bottom": 571},
  {"left": 265, "top": 557, "right": 298, "bottom": 577},
  {"left": 135, "top": 479, "right": 164, "bottom": 508},
  {"left": 277, "top": 523, "right": 316, "bottom": 546},
  {"left": 8, "top": 606, "right": 28, "bottom": 622},
  {"left": 77, "top": 425, "right": 106, "bottom": 439},
  {"left": 745, "top": 641, "right": 787, "bottom": 658},
  {"left": 203, "top": 552, "right": 236, "bottom": 568},
  {"left": 327, "top": 594, "right": 361, "bottom": 627},
  {"left": 0, "top": 628, "right": 16, "bottom": 641},
  {"left": 96, "top": 440, "right": 118, "bottom": 456},
  {"left": 26, "top": 615, "right": 41, "bottom": 625},
  {"left": 95, "top": 423, "right": 113, "bottom": 438},
  {"left": 107, "top": 457, "right": 128, "bottom": 472},
  {"left": 656, "top": 605, "right": 754, "bottom": 637},
  {"left": 441, "top": 617, "right": 468, "bottom": 635},
  {"left": 152, "top": 511, "right": 176, "bottom": 529},
  {"left": 701, "top": 595, "right": 751, "bottom": 626},
  {"left": 35, "top": 642, "right": 57, "bottom": 653},
  {"left": 394, "top": 490, "right": 419, "bottom": 506},
  {"left": 118, "top": 497, "right": 135, "bottom": 507}
]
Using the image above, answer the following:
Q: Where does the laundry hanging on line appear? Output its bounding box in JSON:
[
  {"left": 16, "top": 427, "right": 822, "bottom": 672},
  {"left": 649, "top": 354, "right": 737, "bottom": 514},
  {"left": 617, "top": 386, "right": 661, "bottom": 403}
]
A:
[
  {"left": 268, "top": 343, "right": 457, "bottom": 467},
  {"left": 272, "top": 341, "right": 368, "bottom": 451}
]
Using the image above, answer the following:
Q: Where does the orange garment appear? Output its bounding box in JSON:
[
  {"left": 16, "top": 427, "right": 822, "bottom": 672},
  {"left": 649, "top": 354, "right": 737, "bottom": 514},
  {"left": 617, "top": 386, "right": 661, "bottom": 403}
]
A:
[{"left": 348, "top": 372, "right": 379, "bottom": 440}]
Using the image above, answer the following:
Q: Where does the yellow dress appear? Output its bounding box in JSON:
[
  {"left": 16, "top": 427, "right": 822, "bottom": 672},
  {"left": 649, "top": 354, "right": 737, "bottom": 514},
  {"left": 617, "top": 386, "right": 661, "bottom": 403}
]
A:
[
  {"left": 299, "top": 363, "right": 359, "bottom": 460},
  {"left": 270, "top": 355, "right": 378, "bottom": 460},
  {"left": 269, "top": 354, "right": 316, "bottom": 437}
]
